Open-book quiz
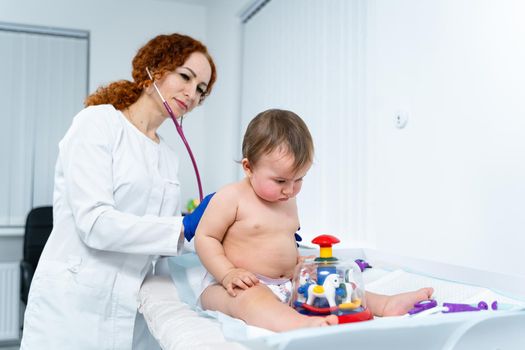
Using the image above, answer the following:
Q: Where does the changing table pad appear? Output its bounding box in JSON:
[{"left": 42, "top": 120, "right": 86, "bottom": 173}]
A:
[{"left": 140, "top": 249, "right": 525, "bottom": 350}]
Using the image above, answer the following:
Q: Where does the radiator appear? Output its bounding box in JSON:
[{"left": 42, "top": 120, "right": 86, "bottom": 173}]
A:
[{"left": 0, "top": 262, "right": 20, "bottom": 341}]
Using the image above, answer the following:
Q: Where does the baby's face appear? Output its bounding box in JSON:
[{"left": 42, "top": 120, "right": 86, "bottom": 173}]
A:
[{"left": 245, "top": 148, "right": 311, "bottom": 202}]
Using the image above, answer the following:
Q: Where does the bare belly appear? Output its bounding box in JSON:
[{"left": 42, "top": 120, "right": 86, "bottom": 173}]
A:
[{"left": 224, "top": 236, "right": 298, "bottom": 279}]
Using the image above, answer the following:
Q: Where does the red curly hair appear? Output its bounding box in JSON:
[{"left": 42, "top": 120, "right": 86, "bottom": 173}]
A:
[{"left": 85, "top": 33, "right": 217, "bottom": 110}]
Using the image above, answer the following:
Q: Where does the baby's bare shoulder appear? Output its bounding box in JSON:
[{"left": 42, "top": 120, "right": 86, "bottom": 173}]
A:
[{"left": 212, "top": 181, "right": 246, "bottom": 205}]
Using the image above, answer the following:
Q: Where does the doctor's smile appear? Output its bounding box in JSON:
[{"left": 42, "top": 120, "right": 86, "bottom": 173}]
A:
[{"left": 175, "top": 98, "right": 188, "bottom": 112}]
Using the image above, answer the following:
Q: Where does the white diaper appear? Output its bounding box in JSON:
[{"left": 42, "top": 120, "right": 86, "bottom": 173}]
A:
[
  {"left": 255, "top": 274, "right": 293, "bottom": 304},
  {"left": 199, "top": 271, "right": 217, "bottom": 298},
  {"left": 199, "top": 272, "right": 293, "bottom": 304}
]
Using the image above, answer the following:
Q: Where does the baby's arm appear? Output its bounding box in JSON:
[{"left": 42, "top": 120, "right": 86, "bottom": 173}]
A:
[{"left": 194, "top": 187, "right": 259, "bottom": 296}]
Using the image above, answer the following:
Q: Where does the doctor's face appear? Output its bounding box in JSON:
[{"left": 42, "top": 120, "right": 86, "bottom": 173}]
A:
[{"left": 155, "top": 52, "right": 212, "bottom": 117}]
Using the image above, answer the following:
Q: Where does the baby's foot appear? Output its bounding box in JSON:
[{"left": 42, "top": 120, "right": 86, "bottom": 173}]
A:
[
  {"left": 305, "top": 314, "right": 339, "bottom": 328},
  {"left": 383, "top": 287, "right": 434, "bottom": 316}
]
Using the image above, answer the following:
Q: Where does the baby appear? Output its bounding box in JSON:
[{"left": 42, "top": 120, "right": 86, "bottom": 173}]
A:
[{"left": 195, "top": 109, "right": 432, "bottom": 332}]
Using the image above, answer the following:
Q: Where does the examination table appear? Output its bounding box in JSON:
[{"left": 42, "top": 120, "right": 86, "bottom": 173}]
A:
[{"left": 138, "top": 249, "right": 525, "bottom": 350}]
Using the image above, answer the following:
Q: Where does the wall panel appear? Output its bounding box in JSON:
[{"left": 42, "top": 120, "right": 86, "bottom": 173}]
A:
[{"left": 241, "top": 0, "right": 367, "bottom": 245}]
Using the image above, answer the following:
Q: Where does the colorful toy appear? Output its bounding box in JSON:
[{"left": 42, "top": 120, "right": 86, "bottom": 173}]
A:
[
  {"left": 186, "top": 198, "right": 200, "bottom": 214},
  {"left": 306, "top": 273, "right": 340, "bottom": 308},
  {"left": 291, "top": 234, "right": 373, "bottom": 323}
]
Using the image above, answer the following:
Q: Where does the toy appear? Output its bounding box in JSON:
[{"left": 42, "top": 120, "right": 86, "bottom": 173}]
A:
[
  {"left": 306, "top": 273, "right": 340, "bottom": 308},
  {"left": 186, "top": 198, "right": 200, "bottom": 214},
  {"left": 408, "top": 299, "right": 500, "bottom": 317},
  {"left": 291, "top": 234, "right": 373, "bottom": 323},
  {"left": 354, "top": 258, "right": 372, "bottom": 272}
]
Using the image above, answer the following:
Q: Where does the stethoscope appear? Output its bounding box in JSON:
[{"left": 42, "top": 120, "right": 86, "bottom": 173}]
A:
[{"left": 146, "top": 67, "right": 203, "bottom": 201}]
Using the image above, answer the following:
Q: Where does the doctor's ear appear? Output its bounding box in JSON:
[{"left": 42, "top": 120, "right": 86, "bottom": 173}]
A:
[{"left": 143, "top": 81, "right": 155, "bottom": 95}]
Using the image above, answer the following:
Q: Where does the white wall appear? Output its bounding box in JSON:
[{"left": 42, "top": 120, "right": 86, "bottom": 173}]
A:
[
  {"left": 235, "top": 0, "right": 525, "bottom": 279},
  {"left": 239, "top": 0, "right": 368, "bottom": 246},
  {"left": 364, "top": 0, "right": 525, "bottom": 277},
  {"left": 201, "top": 0, "right": 249, "bottom": 193}
]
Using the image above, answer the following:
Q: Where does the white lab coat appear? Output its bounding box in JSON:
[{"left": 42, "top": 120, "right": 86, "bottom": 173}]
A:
[{"left": 21, "top": 105, "right": 184, "bottom": 349}]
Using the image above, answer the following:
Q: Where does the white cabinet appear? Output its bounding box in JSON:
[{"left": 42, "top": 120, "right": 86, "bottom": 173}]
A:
[{"left": 0, "top": 23, "right": 88, "bottom": 232}]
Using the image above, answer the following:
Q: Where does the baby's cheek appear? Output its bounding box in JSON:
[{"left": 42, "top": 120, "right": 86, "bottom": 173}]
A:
[{"left": 255, "top": 184, "right": 279, "bottom": 201}]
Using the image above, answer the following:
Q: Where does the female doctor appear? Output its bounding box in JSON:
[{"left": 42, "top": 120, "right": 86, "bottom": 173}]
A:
[{"left": 21, "top": 33, "right": 216, "bottom": 349}]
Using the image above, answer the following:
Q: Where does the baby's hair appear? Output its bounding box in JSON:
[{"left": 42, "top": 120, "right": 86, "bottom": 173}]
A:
[{"left": 242, "top": 109, "right": 314, "bottom": 172}]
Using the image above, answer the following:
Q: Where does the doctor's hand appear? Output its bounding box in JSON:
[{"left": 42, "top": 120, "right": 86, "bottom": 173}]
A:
[
  {"left": 182, "top": 192, "right": 215, "bottom": 241},
  {"left": 221, "top": 268, "right": 259, "bottom": 297}
]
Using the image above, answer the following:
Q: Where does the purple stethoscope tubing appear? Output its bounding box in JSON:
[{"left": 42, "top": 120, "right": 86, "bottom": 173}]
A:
[
  {"left": 164, "top": 100, "right": 204, "bottom": 202},
  {"left": 146, "top": 68, "right": 204, "bottom": 202}
]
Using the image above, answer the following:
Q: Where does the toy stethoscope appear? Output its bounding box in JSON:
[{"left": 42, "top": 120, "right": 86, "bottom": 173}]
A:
[
  {"left": 408, "top": 299, "right": 499, "bottom": 317},
  {"left": 146, "top": 67, "right": 203, "bottom": 201}
]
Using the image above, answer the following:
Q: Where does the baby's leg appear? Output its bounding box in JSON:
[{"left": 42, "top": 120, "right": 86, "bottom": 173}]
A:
[
  {"left": 367, "top": 287, "right": 434, "bottom": 317},
  {"left": 201, "top": 284, "right": 338, "bottom": 332}
]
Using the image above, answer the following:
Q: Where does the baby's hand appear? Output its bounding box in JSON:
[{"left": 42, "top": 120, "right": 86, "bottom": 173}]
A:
[{"left": 221, "top": 268, "right": 259, "bottom": 297}]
